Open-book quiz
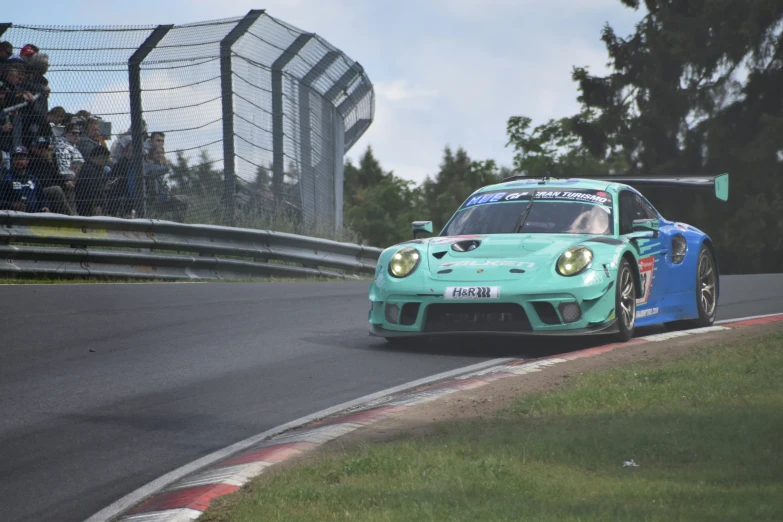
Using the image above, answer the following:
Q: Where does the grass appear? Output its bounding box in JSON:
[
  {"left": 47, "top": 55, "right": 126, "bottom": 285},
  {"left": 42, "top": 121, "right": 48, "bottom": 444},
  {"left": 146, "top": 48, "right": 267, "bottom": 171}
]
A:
[{"left": 201, "top": 331, "right": 783, "bottom": 522}]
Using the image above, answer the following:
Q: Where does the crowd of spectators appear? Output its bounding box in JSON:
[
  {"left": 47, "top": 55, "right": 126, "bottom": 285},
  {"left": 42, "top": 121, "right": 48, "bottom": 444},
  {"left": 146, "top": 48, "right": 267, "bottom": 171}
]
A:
[{"left": 0, "top": 41, "right": 188, "bottom": 220}]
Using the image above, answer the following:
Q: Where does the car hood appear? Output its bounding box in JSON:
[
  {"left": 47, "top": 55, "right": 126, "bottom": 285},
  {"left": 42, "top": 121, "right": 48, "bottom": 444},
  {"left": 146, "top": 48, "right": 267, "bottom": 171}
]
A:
[{"left": 419, "top": 233, "right": 595, "bottom": 281}]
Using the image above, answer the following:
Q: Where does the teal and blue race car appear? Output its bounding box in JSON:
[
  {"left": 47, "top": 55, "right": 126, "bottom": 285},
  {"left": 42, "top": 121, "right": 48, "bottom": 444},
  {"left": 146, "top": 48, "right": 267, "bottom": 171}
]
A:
[{"left": 368, "top": 174, "right": 729, "bottom": 343}]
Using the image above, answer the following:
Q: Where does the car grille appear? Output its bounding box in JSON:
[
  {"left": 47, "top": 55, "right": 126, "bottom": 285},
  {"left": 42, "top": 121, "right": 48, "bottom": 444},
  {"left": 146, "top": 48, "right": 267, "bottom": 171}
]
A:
[{"left": 424, "top": 303, "right": 532, "bottom": 333}]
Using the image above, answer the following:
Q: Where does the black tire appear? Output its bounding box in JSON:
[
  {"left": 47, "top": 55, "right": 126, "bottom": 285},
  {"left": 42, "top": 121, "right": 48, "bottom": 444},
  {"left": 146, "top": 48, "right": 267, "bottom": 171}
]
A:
[
  {"left": 667, "top": 244, "right": 718, "bottom": 330},
  {"left": 614, "top": 257, "right": 637, "bottom": 342}
]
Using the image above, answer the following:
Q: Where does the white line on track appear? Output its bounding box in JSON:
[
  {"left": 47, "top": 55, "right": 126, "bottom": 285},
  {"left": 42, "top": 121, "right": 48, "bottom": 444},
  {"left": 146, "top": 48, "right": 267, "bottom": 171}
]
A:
[
  {"left": 716, "top": 312, "right": 783, "bottom": 324},
  {"left": 83, "top": 356, "right": 515, "bottom": 522}
]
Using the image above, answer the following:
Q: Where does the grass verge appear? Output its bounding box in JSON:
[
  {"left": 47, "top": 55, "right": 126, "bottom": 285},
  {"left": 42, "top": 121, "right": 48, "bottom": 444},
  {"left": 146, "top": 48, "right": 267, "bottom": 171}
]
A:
[{"left": 201, "top": 331, "right": 783, "bottom": 522}]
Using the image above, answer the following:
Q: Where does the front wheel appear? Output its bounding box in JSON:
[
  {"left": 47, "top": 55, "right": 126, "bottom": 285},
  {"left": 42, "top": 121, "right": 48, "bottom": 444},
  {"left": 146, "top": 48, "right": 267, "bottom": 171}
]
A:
[{"left": 614, "top": 257, "right": 637, "bottom": 342}]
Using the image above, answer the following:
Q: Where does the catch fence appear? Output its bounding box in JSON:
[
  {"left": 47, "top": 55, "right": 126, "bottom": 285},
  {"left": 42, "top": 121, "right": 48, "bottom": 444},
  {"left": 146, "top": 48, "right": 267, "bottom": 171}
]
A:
[{"left": 0, "top": 10, "right": 374, "bottom": 237}]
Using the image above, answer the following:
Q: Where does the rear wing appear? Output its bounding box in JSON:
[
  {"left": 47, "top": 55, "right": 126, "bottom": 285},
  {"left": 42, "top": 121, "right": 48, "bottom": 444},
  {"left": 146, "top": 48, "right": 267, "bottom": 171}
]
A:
[
  {"left": 598, "top": 174, "right": 729, "bottom": 201},
  {"left": 501, "top": 173, "right": 729, "bottom": 201}
]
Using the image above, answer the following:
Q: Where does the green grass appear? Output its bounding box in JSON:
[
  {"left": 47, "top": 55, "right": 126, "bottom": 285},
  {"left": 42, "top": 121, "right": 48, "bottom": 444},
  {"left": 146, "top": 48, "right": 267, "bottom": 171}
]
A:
[{"left": 201, "top": 331, "right": 783, "bottom": 522}]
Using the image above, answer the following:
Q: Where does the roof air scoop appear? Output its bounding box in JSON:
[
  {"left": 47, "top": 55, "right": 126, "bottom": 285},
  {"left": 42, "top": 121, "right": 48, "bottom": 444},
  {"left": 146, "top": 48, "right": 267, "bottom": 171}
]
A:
[{"left": 451, "top": 239, "right": 481, "bottom": 252}]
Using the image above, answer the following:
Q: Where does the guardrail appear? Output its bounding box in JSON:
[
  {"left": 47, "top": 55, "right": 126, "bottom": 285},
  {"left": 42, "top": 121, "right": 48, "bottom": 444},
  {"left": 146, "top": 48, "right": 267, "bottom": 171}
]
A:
[{"left": 0, "top": 212, "right": 383, "bottom": 281}]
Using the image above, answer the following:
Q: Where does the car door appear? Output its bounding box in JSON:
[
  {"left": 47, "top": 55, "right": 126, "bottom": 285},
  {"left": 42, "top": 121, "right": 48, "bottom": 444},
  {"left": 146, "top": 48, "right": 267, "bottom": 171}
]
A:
[{"left": 618, "top": 190, "right": 667, "bottom": 321}]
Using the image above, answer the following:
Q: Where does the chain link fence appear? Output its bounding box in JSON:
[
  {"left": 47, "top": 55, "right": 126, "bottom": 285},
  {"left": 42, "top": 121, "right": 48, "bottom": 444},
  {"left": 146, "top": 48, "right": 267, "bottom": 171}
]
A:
[{"left": 0, "top": 10, "right": 373, "bottom": 239}]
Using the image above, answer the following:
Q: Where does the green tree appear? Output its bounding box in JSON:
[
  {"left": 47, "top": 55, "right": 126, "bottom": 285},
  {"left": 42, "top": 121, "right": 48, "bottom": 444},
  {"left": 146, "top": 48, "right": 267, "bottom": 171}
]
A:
[
  {"left": 419, "top": 146, "right": 506, "bottom": 231},
  {"left": 343, "top": 146, "right": 421, "bottom": 248},
  {"left": 506, "top": 0, "right": 783, "bottom": 274}
]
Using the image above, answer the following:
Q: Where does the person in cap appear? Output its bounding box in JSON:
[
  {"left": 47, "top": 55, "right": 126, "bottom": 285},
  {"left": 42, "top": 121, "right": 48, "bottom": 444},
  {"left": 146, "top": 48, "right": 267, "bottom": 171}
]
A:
[
  {"left": 75, "top": 145, "right": 111, "bottom": 216},
  {"left": 29, "top": 135, "right": 76, "bottom": 215},
  {"left": 0, "top": 145, "right": 49, "bottom": 212}
]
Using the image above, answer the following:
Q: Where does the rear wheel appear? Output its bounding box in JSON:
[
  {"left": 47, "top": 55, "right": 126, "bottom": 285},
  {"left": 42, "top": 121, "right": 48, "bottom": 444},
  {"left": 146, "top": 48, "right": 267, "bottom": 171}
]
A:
[
  {"left": 615, "top": 257, "right": 637, "bottom": 342},
  {"left": 667, "top": 244, "right": 717, "bottom": 330}
]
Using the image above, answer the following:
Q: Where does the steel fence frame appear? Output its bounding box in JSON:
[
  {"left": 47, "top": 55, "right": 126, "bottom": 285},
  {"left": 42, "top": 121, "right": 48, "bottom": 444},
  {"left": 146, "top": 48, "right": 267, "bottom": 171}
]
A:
[{"left": 0, "top": 10, "right": 374, "bottom": 234}]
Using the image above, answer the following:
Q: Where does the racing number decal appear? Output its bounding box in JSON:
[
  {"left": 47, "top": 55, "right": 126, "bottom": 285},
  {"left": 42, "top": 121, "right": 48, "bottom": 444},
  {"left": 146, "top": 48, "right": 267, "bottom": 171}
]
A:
[{"left": 636, "top": 256, "right": 654, "bottom": 305}]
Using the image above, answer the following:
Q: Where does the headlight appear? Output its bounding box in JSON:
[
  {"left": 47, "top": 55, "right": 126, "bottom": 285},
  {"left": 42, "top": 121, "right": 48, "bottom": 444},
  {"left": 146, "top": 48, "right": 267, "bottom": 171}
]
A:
[
  {"left": 388, "top": 247, "right": 421, "bottom": 278},
  {"left": 556, "top": 246, "right": 593, "bottom": 276}
]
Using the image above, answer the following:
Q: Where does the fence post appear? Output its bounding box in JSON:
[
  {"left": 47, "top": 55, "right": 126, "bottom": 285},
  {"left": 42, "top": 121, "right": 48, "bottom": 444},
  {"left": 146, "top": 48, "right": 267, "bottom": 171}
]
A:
[
  {"left": 0, "top": 23, "right": 11, "bottom": 38},
  {"left": 321, "top": 62, "right": 363, "bottom": 233},
  {"left": 299, "top": 51, "right": 340, "bottom": 231},
  {"left": 219, "top": 9, "right": 265, "bottom": 226},
  {"left": 128, "top": 24, "right": 173, "bottom": 218},
  {"left": 271, "top": 33, "right": 315, "bottom": 211}
]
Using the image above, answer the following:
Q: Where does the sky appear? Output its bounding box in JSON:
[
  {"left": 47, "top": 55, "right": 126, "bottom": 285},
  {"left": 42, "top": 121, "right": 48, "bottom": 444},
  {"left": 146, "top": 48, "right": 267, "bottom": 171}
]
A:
[{"left": 2, "top": 1, "right": 646, "bottom": 185}]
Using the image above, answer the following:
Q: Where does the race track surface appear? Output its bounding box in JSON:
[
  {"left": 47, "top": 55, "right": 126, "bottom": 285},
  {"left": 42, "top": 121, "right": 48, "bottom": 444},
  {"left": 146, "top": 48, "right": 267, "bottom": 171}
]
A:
[{"left": 1, "top": 274, "right": 781, "bottom": 522}]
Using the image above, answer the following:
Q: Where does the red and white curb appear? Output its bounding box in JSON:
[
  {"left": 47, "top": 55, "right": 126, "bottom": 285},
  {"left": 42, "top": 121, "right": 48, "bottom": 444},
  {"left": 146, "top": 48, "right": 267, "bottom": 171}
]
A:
[{"left": 98, "top": 313, "right": 783, "bottom": 522}]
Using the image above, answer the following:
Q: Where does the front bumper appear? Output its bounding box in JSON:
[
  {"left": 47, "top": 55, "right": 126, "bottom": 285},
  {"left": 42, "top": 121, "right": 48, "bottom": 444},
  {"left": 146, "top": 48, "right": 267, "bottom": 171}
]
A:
[{"left": 368, "top": 269, "right": 618, "bottom": 338}]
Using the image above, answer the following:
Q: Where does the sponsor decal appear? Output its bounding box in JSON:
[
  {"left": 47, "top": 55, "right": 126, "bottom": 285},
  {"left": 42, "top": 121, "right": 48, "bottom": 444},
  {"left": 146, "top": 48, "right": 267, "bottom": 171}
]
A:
[
  {"left": 439, "top": 260, "right": 535, "bottom": 268},
  {"left": 636, "top": 307, "right": 659, "bottom": 318},
  {"left": 444, "top": 286, "right": 500, "bottom": 300},
  {"left": 675, "top": 222, "right": 689, "bottom": 230},
  {"left": 636, "top": 256, "right": 655, "bottom": 304},
  {"left": 12, "top": 180, "right": 36, "bottom": 190},
  {"left": 462, "top": 189, "right": 612, "bottom": 209}
]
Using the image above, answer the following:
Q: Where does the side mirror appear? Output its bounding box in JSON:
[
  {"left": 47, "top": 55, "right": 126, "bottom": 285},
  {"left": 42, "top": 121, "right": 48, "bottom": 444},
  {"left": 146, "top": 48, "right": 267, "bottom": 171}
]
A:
[
  {"left": 412, "top": 220, "right": 433, "bottom": 239},
  {"left": 630, "top": 218, "right": 659, "bottom": 239}
]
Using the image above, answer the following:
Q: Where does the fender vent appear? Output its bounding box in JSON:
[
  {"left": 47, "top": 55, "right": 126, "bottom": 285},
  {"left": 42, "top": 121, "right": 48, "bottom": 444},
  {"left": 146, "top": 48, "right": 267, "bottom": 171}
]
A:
[
  {"left": 451, "top": 240, "right": 481, "bottom": 252},
  {"left": 432, "top": 251, "right": 447, "bottom": 259}
]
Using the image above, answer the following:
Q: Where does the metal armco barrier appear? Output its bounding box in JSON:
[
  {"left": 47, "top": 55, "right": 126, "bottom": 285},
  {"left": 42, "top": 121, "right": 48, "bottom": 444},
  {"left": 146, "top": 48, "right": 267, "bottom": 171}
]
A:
[{"left": 0, "top": 212, "right": 383, "bottom": 281}]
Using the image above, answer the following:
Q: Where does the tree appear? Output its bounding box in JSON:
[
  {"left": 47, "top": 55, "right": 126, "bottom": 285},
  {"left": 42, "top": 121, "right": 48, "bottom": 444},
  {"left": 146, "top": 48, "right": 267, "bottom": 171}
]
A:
[
  {"left": 419, "top": 146, "right": 507, "bottom": 231},
  {"left": 343, "top": 146, "right": 421, "bottom": 248},
  {"left": 505, "top": 0, "right": 783, "bottom": 273}
]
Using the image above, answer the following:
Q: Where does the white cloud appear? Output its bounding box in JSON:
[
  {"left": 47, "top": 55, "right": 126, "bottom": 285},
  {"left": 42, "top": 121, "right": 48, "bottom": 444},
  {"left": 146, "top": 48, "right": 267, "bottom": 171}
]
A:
[{"left": 375, "top": 79, "right": 440, "bottom": 103}]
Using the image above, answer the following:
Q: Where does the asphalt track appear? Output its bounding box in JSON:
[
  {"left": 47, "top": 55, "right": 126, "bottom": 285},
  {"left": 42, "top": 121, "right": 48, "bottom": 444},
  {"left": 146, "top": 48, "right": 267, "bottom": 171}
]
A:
[{"left": 1, "top": 274, "right": 782, "bottom": 522}]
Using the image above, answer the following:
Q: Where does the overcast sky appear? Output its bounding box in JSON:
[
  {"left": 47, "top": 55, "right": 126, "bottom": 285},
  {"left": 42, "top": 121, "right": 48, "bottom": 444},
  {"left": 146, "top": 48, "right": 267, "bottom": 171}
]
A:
[{"left": 4, "top": 1, "right": 645, "bottom": 184}]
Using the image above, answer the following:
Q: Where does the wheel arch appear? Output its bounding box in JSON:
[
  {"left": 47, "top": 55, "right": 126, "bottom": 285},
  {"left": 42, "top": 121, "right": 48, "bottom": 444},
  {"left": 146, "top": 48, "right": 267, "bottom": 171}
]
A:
[{"left": 621, "top": 251, "right": 641, "bottom": 293}]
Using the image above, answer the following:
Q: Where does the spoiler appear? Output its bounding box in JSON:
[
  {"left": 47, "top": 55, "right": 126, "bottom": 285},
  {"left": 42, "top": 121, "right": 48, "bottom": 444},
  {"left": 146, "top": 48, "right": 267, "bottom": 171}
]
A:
[{"left": 501, "top": 174, "right": 729, "bottom": 201}]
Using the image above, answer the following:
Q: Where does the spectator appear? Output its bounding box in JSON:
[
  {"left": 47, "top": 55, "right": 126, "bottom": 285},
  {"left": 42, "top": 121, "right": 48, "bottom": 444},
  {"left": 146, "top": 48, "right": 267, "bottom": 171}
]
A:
[
  {"left": 54, "top": 122, "right": 84, "bottom": 181},
  {"left": 110, "top": 120, "right": 147, "bottom": 166},
  {"left": 19, "top": 52, "right": 51, "bottom": 140},
  {"left": 0, "top": 41, "right": 12, "bottom": 63},
  {"left": 75, "top": 145, "right": 111, "bottom": 216},
  {"left": 103, "top": 141, "right": 133, "bottom": 217},
  {"left": 28, "top": 136, "right": 76, "bottom": 215},
  {"left": 0, "top": 145, "right": 49, "bottom": 213},
  {"left": 47, "top": 106, "right": 68, "bottom": 138},
  {"left": 2, "top": 58, "right": 38, "bottom": 149},
  {"left": 145, "top": 131, "right": 164, "bottom": 157},
  {"left": 77, "top": 117, "right": 106, "bottom": 159},
  {"left": 145, "top": 145, "right": 188, "bottom": 221},
  {"left": 1, "top": 79, "right": 13, "bottom": 153}
]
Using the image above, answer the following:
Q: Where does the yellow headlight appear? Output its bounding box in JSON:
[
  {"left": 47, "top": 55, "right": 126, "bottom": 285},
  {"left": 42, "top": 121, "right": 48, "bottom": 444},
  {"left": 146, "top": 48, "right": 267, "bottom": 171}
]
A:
[
  {"left": 388, "top": 247, "right": 421, "bottom": 278},
  {"left": 556, "top": 246, "right": 593, "bottom": 276}
]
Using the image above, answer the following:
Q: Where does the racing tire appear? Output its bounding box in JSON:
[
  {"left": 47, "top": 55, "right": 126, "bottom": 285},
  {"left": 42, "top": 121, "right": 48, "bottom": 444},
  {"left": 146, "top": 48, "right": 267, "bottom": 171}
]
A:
[
  {"left": 614, "top": 257, "right": 637, "bottom": 342},
  {"left": 667, "top": 244, "right": 718, "bottom": 330}
]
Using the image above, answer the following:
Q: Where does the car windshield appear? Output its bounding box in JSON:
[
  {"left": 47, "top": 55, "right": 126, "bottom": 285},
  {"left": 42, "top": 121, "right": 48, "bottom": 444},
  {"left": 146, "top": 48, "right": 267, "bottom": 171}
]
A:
[{"left": 441, "top": 189, "right": 615, "bottom": 236}]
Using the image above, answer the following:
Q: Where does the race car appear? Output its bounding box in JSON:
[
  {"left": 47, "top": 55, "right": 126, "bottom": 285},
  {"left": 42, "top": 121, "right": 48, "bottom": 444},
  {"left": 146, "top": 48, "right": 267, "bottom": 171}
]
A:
[{"left": 368, "top": 174, "right": 729, "bottom": 343}]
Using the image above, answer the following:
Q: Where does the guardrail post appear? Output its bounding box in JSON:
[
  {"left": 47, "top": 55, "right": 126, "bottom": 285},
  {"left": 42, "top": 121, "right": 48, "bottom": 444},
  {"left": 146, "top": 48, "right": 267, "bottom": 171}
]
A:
[
  {"left": 129, "top": 24, "right": 173, "bottom": 218},
  {"left": 220, "top": 9, "right": 265, "bottom": 226},
  {"left": 0, "top": 23, "right": 11, "bottom": 38},
  {"left": 299, "top": 51, "right": 339, "bottom": 231},
  {"left": 271, "top": 33, "right": 315, "bottom": 209}
]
